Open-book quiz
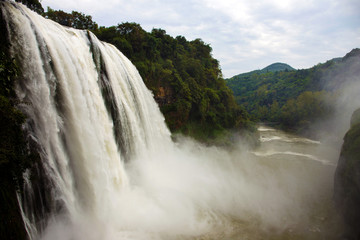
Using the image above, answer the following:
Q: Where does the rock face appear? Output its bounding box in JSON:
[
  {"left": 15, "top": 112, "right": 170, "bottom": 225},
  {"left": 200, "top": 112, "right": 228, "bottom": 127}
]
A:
[
  {"left": 154, "top": 86, "right": 174, "bottom": 106},
  {"left": 334, "top": 108, "right": 360, "bottom": 239}
]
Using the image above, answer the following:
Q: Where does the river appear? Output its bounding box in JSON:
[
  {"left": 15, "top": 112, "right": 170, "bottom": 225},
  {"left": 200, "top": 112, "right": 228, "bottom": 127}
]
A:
[{"left": 192, "top": 125, "right": 342, "bottom": 240}]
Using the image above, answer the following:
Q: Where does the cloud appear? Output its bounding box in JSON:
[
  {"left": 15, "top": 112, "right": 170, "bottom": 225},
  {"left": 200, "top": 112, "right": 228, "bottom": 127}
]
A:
[{"left": 40, "top": 0, "right": 360, "bottom": 78}]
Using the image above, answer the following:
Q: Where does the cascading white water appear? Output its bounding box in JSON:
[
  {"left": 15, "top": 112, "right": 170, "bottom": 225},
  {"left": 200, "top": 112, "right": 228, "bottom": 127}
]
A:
[
  {"left": 2, "top": 1, "right": 172, "bottom": 238},
  {"left": 2, "top": 2, "right": 342, "bottom": 240}
]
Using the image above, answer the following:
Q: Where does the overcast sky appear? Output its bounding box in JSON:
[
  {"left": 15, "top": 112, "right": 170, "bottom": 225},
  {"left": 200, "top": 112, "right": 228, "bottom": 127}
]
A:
[{"left": 40, "top": 0, "right": 360, "bottom": 78}]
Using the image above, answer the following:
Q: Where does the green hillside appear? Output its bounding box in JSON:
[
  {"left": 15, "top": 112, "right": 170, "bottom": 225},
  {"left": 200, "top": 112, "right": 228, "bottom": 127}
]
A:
[
  {"left": 226, "top": 49, "right": 360, "bottom": 132},
  {"left": 231, "top": 62, "right": 295, "bottom": 79}
]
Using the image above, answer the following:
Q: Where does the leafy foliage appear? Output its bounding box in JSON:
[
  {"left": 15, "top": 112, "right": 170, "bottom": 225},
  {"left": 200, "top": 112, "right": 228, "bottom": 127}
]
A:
[
  {"left": 45, "top": 7, "right": 98, "bottom": 31},
  {"left": 278, "top": 91, "right": 335, "bottom": 130},
  {"left": 15, "top": 0, "right": 44, "bottom": 14}
]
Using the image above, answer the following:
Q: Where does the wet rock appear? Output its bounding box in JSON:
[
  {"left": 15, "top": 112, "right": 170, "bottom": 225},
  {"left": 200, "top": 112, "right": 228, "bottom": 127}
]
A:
[{"left": 334, "top": 108, "right": 360, "bottom": 239}]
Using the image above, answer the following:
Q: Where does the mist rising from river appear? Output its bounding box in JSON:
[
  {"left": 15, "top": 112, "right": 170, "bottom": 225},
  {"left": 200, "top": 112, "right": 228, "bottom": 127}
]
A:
[{"left": 39, "top": 126, "right": 341, "bottom": 240}]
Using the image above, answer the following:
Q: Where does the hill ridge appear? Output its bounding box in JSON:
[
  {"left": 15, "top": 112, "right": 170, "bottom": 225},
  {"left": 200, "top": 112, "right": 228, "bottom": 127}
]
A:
[{"left": 230, "top": 62, "right": 295, "bottom": 79}]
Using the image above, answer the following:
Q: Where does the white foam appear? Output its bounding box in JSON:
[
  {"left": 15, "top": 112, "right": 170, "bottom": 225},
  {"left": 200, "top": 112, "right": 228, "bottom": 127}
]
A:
[{"left": 252, "top": 151, "right": 335, "bottom": 166}]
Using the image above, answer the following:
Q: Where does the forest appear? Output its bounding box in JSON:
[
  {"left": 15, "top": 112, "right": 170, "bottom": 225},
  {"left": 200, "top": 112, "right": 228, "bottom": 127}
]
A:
[{"left": 226, "top": 51, "right": 360, "bottom": 132}]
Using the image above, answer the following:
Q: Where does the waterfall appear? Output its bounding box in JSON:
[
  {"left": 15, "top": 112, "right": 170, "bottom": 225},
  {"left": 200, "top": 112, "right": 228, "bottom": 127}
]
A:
[
  {"left": 1, "top": 1, "right": 172, "bottom": 239},
  {"left": 1, "top": 2, "right": 341, "bottom": 240}
]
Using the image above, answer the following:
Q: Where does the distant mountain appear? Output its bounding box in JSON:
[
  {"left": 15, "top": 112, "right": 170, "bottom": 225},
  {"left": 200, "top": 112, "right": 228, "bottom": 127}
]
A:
[
  {"left": 263, "top": 62, "right": 295, "bottom": 72},
  {"left": 231, "top": 62, "right": 295, "bottom": 79},
  {"left": 225, "top": 48, "right": 360, "bottom": 131}
]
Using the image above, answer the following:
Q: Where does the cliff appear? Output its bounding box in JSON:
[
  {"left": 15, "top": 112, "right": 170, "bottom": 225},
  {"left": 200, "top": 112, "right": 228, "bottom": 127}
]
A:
[{"left": 334, "top": 108, "right": 360, "bottom": 239}]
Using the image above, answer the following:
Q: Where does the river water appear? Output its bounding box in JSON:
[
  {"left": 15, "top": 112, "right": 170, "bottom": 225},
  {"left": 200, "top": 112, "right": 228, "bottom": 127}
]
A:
[{"left": 192, "top": 125, "right": 343, "bottom": 240}]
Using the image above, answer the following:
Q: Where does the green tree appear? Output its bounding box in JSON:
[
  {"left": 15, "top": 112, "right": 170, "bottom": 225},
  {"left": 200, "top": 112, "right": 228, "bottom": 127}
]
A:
[
  {"left": 16, "top": 0, "right": 44, "bottom": 14},
  {"left": 45, "top": 7, "right": 98, "bottom": 31}
]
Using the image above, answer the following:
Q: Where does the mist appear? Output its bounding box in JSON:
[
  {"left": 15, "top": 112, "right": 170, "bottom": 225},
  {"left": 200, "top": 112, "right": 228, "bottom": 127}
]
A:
[
  {"left": 38, "top": 130, "right": 341, "bottom": 240},
  {"left": 309, "top": 51, "right": 360, "bottom": 151}
]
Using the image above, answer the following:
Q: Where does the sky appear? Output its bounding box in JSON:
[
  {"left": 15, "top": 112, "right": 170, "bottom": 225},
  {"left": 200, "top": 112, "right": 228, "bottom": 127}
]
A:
[{"left": 40, "top": 0, "right": 360, "bottom": 78}]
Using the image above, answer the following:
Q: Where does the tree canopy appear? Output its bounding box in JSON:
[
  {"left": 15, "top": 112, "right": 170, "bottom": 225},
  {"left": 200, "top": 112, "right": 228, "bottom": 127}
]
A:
[{"left": 15, "top": 0, "right": 44, "bottom": 14}]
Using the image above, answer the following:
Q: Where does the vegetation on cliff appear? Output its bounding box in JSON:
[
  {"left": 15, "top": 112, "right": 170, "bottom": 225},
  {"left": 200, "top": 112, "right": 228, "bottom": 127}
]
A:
[
  {"left": 1, "top": 2, "right": 46, "bottom": 238},
  {"left": 16, "top": 0, "right": 44, "bottom": 14},
  {"left": 0, "top": 46, "right": 29, "bottom": 240}
]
